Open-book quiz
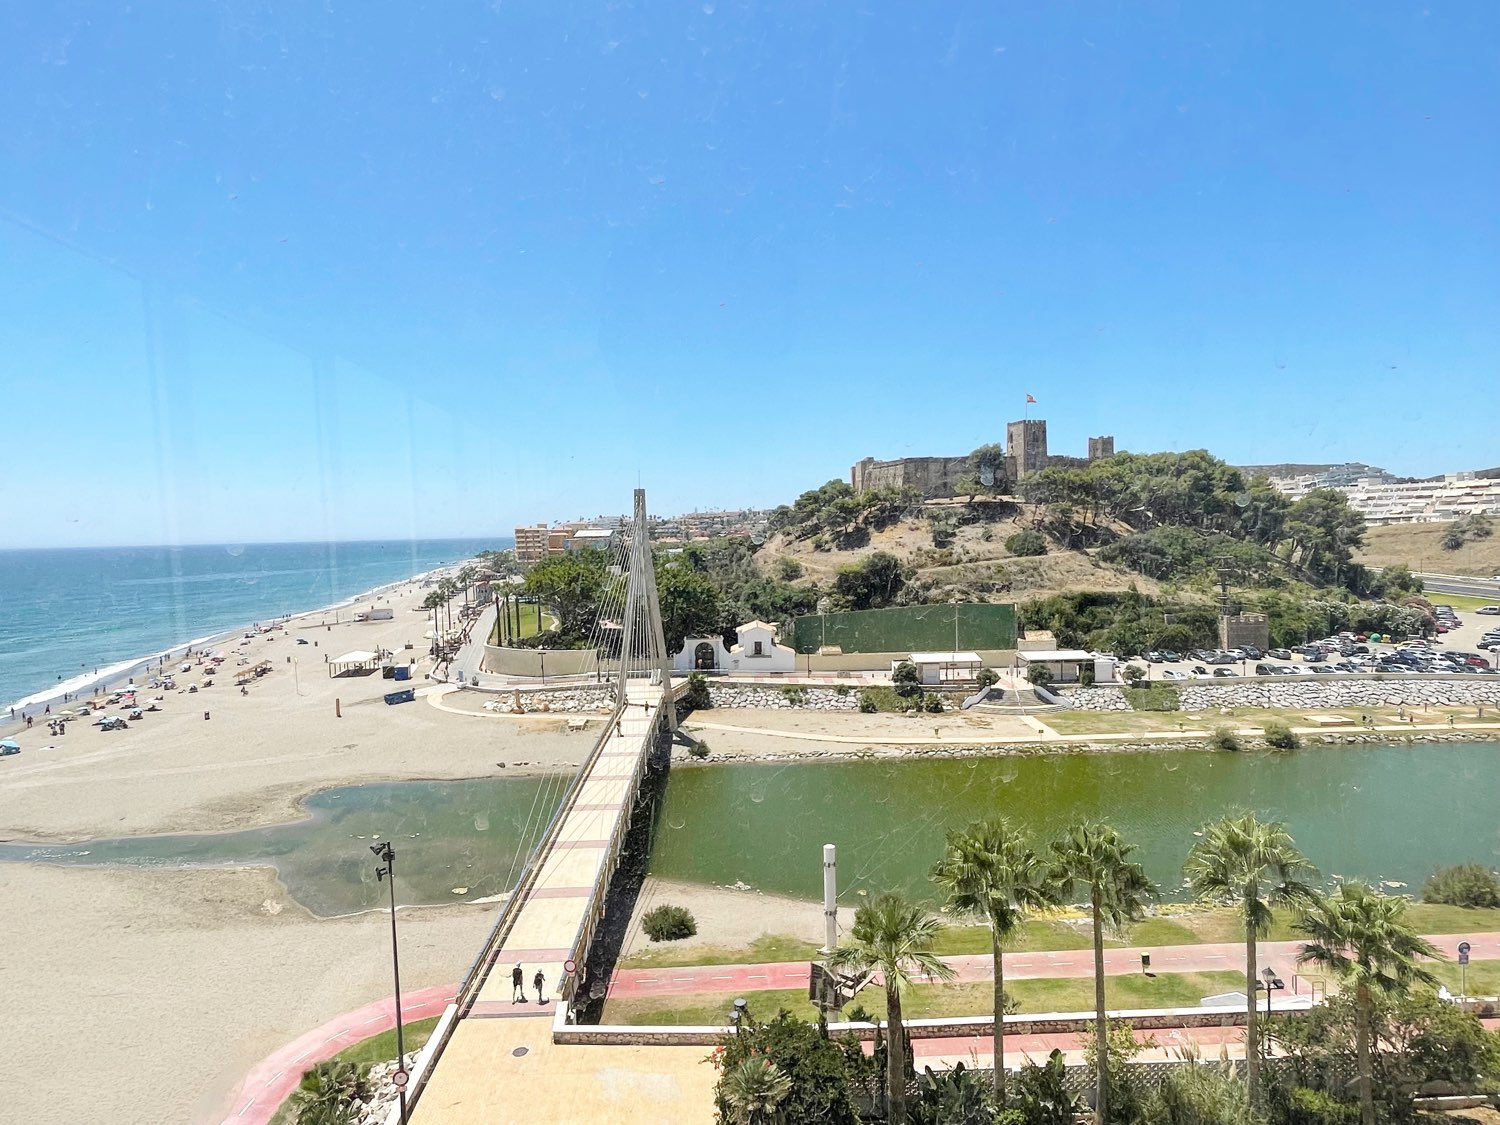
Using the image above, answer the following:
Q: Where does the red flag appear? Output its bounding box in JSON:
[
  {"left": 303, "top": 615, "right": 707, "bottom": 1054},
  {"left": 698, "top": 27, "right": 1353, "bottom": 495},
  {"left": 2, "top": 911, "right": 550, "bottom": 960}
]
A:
[{"left": 1026, "top": 394, "right": 1037, "bottom": 404}]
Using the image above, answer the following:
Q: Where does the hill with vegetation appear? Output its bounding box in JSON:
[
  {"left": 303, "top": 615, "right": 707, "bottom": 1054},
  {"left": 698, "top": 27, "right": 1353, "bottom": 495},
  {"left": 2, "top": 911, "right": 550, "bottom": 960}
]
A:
[
  {"left": 1357, "top": 515, "right": 1500, "bottom": 578},
  {"left": 509, "top": 448, "right": 1441, "bottom": 659}
]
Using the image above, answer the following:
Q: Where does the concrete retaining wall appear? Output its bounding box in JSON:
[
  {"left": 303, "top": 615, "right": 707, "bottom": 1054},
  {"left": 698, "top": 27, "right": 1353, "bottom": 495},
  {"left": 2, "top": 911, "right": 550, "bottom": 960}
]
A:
[{"left": 481, "top": 646, "right": 595, "bottom": 678}]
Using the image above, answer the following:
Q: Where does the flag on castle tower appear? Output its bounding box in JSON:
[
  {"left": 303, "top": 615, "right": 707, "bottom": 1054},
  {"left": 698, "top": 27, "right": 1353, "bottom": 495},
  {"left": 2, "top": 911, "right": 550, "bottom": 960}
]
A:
[{"left": 1025, "top": 394, "right": 1037, "bottom": 404}]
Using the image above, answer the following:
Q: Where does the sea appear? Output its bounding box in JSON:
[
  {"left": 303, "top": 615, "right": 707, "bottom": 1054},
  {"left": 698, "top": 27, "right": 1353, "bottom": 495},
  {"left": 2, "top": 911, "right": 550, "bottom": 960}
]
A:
[{"left": 0, "top": 538, "right": 509, "bottom": 713}]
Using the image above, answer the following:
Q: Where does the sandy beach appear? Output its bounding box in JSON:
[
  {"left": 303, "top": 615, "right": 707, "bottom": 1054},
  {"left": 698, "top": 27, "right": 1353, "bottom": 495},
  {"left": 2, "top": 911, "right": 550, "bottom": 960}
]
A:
[
  {"left": 0, "top": 864, "right": 494, "bottom": 1125},
  {"left": 0, "top": 581, "right": 585, "bottom": 841},
  {"left": 0, "top": 575, "right": 592, "bottom": 1124}
]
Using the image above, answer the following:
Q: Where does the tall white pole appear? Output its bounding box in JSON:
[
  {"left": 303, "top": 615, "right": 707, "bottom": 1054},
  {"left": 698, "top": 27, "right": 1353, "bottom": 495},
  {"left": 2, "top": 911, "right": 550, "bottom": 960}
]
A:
[{"left": 821, "top": 844, "right": 838, "bottom": 953}]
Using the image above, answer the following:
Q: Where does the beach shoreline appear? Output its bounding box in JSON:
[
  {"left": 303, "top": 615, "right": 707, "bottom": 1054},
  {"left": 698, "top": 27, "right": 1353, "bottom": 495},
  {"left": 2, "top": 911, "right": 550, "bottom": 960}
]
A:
[{"left": 2, "top": 549, "right": 482, "bottom": 720}]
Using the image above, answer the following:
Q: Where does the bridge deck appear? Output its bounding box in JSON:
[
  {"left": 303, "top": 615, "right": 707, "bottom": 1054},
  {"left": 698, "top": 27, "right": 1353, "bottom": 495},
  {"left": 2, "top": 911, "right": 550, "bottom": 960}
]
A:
[{"left": 411, "top": 683, "right": 713, "bottom": 1123}]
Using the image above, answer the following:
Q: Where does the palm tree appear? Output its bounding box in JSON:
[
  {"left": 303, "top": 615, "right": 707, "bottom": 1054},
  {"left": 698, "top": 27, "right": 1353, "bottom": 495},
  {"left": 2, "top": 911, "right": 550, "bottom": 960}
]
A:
[
  {"left": 1050, "top": 823, "right": 1158, "bottom": 1125},
  {"left": 721, "top": 1056, "right": 793, "bottom": 1125},
  {"left": 1296, "top": 882, "right": 1441, "bottom": 1125},
  {"left": 1184, "top": 813, "right": 1316, "bottom": 1106},
  {"left": 828, "top": 892, "right": 956, "bottom": 1125},
  {"left": 932, "top": 818, "right": 1059, "bottom": 1102}
]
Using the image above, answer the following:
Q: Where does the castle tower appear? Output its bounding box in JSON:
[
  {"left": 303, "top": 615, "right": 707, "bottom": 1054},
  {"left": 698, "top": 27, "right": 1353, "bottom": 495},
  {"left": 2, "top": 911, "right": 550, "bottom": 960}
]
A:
[
  {"left": 1087, "top": 435, "right": 1115, "bottom": 460},
  {"left": 1006, "top": 419, "right": 1048, "bottom": 481}
]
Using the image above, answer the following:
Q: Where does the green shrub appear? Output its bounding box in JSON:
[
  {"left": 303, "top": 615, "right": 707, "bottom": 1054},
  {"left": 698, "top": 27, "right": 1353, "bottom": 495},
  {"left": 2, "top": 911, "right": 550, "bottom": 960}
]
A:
[
  {"left": 1005, "top": 530, "right": 1048, "bottom": 557},
  {"left": 642, "top": 904, "right": 697, "bottom": 942},
  {"left": 1079, "top": 663, "right": 1096, "bottom": 687},
  {"left": 832, "top": 684, "right": 850, "bottom": 696},
  {"left": 1262, "top": 721, "right": 1300, "bottom": 750},
  {"left": 687, "top": 739, "right": 710, "bottom": 759},
  {"left": 682, "top": 671, "right": 712, "bottom": 711},
  {"left": 975, "top": 667, "right": 999, "bottom": 691},
  {"left": 782, "top": 686, "right": 808, "bottom": 705},
  {"left": 1026, "top": 664, "right": 1054, "bottom": 688},
  {"left": 1122, "top": 685, "right": 1180, "bottom": 711},
  {"left": 1285, "top": 1086, "right": 1358, "bottom": 1125},
  {"left": 892, "top": 660, "right": 923, "bottom": 699},
  {"left": 922, "top": 692, "right": 944, "bottom": 713},
  {"left": 1422, "top": 863, "right": 1500, "bottom": 908},
  {"left": 1207, "top": 726, "right": 1241, "bottom": 752},
  {"left": 1121, "top": 665, "right": 1147, "bottom": 687},
  {"left": 291, "top": 1059, "right": 369, "bottom": 1125},
  {"left": 774, "top": 557, "right": 804, "bottom": 580},
  {"left": 857, "top": 685, "right": 906, "bottom": 712}
]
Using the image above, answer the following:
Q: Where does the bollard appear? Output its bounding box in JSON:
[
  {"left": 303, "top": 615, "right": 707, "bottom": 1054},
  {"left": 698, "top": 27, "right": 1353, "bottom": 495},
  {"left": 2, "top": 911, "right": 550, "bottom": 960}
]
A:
[
  {"left": 204, "top": 711, "right": 210, "bottom": 721},
  {"left": 336, "top": 698, "right": 341, "bottom": 719}
]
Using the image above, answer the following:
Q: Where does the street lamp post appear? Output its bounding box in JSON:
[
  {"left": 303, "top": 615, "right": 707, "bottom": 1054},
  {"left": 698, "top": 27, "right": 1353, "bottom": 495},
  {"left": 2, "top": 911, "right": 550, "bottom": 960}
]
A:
[
  {"left": 1256, "top": 966, "right": 1285, "bottom": 1062},
  {"left": 371, "top": 842, "right": 409, "bottom": 1124},
  {"left": 539, "top": 648, "right": 547, "bottom": 685}
]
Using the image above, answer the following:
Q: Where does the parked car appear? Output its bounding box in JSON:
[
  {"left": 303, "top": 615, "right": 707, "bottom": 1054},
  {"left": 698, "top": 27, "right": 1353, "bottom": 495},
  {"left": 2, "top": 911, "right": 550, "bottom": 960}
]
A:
[
  {"left": 1191, "top": 665, "right": 1210, "bottom": 677},
  {"left": 1477, "top": 606, "right": 1500, "bottom": 615},
  {"left": 1143, "top": 651, "right": 1163, "bottom": 663},
  {"left": 1158, "top": 649, "right": 1181, "bottom": 662},
  {"left": 1241, "top": 646, "right": 1264, "bottom": 660},
  {"left": 1212, "top": 668, "right": 1238, "bottom": 678},
  {"left": 1467, "top": 655, "right": 1492, "bottom": 668},
  {"left": 1253, "top": 663, "right": 1276, "bottom": 676},
  {"left": 1160, "top": 669, "right": 1186, "bottom": 680},
  {"left": 1267, "top": 648, "right": 1292, "bottom": 661}
]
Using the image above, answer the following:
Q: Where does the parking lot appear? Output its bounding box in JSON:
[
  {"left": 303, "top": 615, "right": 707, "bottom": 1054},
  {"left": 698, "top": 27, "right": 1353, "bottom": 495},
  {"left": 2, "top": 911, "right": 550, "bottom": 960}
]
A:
[{"left": 1119, "top": 602, "right": 1500, "bottom": 684}]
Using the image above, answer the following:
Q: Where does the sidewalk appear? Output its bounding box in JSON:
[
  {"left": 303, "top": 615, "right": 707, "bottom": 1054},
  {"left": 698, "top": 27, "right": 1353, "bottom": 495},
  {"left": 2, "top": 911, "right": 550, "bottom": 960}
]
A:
[{"left": 605, "top": 932, "right": 1500, "bottom": 999}]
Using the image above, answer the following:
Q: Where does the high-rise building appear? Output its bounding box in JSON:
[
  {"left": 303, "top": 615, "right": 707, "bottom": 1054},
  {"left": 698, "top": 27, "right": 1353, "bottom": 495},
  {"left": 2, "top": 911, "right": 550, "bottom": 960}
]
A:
[{"left": 514, "top": 524, "right": 552, "bottom": 566}]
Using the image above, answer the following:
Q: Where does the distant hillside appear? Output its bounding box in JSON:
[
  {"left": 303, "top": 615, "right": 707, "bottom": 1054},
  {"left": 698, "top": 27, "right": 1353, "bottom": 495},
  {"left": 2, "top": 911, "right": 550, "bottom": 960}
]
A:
[
  {"left": 760, "top": 500, "right": 1159, "bottom": 603},
  {"left": 1357, "top": 522, "right": 1500, "bottom": 578},
  {"left": 1235, "top": 461, "right": 1386, "bottom": 479}
]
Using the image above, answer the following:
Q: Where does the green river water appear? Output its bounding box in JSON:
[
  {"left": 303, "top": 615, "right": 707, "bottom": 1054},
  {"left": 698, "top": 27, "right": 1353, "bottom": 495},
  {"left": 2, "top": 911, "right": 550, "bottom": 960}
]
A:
[{"left": 3, "top": 743, "right": 1497, "bottom": 916}]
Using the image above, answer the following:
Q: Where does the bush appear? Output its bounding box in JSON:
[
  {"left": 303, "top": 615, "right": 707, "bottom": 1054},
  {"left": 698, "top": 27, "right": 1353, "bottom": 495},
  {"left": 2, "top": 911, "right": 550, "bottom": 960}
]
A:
[
  {"left": 774, "top": 557, "right": 804, "bottom": 580},
  {"left": 858, "top": 692, "right": 879, "bottom": 713},
  {"left": 291, "top": 1060, "right": 370, "bottom": 1125},
  {"left": 713, "top": 1011, "right": 860, "bottom": 1125},
  {"left": 833, "top": 683, "right": 850, "bottom": 696},
  {"left": 1005, "top": 530, "right": 1048, "bottom": 557},
  {"left": 922, "top": 692, "right": 944, "bottom": 713},
  {"left": 1141, "top": 1062, "right": 1256, "bottom": 1125},
  {"left": 1123, "top": 685, "right": 1180, "bottom": 711},
  {"left": 1026, "top": 664, "right": 1054, "bottom": 688},
  {"left": 1263, "top": 721, "right": 1301, "bottom": 750},
  {"left": 1121, "top": 665, "right": 1147, "bottom": 687},
  {"left": 892, "top": 660, "right": 923, "bottom": 699},
  {"left": 642, "top": 904, "right": 697, "bottom": 942},
  {"left": 1422, "top": 863, "right": 1500, "bottom": 908},
  {"left": 1207, "top": 726, "right": 1241, "bottom": 752},
  {"left": 975, "top": 667, "right": 999, "bottom": 691},
  {"left": 682, "top": 671, "right": 712, "bottom": 711},
  {"left": 1283, "top": 1085, "right": 1358, "bottom": 1125},
  {"left": 782, "top": 686, "right": 808, "bottom": 706},
  {"left": 687, "top": 739, "right": 710, "bottom": 759},
  {"left": 1079, "top": 663, "right": 1096, "bottom": 687}
]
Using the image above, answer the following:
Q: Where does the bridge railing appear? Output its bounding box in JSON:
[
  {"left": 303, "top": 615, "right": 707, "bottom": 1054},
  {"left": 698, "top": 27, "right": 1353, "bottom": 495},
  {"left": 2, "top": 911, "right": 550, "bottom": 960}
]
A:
[
  {"left": 559, "top": 695, "right": 665, "bottom": 1012},
  {"left": 402, "top": 698, "right": 628, "bottom": 1115}
]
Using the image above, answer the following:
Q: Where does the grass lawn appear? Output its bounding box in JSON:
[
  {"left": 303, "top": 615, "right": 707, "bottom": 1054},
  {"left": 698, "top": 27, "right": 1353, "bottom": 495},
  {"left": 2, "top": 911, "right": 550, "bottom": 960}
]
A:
[
  {"left": 266, "top": 1017, "right": 441, "bottom": 1125},
  {"left": 600, "top": 970, "right": 1249, "bottom": 1026},
  {"left": 1429, "top": 959, "right": 1500, "bottom": 995},
  {"left": 1422, "top": 593, "right": 1499, "bottom": 613},
  {"left": 620, "top": 933, "right": 822, "bottom": 969},
  {"left": 1042, "top": 703, "right": 1492, "bottom": 738},
  {"left": 489, "top": 601, "right": 557, "bottom": 644}
]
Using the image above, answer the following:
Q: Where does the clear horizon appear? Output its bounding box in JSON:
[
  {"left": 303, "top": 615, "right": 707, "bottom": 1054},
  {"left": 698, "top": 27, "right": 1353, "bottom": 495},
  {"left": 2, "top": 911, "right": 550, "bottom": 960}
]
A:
[{"left": 3, "top": 4, "right": 1495, "bottom": 548}]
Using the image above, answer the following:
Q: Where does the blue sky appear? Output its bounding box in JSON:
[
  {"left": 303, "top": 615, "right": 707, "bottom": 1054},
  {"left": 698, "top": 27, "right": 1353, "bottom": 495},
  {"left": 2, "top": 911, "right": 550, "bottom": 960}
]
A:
[{"left": 1, "top": 3, "right": 1496, "bottom": 547}]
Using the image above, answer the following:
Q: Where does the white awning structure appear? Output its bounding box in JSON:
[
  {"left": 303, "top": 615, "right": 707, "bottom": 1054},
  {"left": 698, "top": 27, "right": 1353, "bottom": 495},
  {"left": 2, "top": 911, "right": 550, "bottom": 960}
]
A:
[{"left": 328, "top": 649, "right": 382, "bottom": 676}]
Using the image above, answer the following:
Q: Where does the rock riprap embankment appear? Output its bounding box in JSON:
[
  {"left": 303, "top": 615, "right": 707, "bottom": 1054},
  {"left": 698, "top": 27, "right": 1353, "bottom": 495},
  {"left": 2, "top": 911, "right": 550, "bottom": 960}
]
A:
[
  {"left": 704, "top": 685, "right": 860, "bottom": 711},
  {"left": 1063, "top": 680, "right": 1500, "bottom": 712}
]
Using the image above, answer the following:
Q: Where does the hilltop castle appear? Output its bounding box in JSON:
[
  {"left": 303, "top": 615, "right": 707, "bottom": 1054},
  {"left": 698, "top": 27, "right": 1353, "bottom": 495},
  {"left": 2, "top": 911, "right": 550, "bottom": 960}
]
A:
[{"left": 850, "top": 419, "right": 1115, "bottom": 497}]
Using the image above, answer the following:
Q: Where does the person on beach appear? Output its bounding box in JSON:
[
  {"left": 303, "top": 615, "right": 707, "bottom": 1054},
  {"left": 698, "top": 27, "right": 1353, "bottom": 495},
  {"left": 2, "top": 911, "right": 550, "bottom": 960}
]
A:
[
  {"left": 512, "top": 963, "right": 525, "bottom": 1003},
  {"left": 534, "top": 969, "right": 546, "bottom": 1004}
]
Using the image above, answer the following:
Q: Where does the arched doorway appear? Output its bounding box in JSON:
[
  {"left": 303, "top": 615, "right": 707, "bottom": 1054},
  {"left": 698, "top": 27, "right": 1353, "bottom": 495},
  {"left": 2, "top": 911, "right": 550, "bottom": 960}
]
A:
[{"left": 694, "top": 642, "right": 716, "bottom": 670}]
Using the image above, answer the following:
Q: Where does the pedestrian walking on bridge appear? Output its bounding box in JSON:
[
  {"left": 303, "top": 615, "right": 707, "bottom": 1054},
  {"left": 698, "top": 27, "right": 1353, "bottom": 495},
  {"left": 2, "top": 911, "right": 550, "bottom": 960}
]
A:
[{"left": 512, "top": 963, "right": 525, "bottom": 1003}]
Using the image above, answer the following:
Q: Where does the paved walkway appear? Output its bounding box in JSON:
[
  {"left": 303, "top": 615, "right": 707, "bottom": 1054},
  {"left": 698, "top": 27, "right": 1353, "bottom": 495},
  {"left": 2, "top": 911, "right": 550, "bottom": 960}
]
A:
[
  {"left": 220, "top": 984, "right": 456, "bottom": 1125},
  {"left": 606, "top": 932, "right": 1500, "bottom": 1000}
]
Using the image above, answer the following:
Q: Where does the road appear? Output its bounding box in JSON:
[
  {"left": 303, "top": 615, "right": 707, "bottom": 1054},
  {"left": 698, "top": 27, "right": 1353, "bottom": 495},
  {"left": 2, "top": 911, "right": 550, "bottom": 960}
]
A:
[{"left": 1417, "top": 572, "right": 1500, "bottom": 601}]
